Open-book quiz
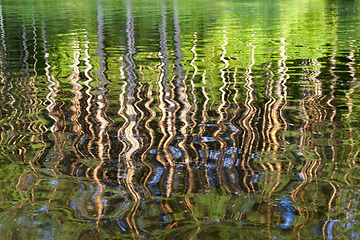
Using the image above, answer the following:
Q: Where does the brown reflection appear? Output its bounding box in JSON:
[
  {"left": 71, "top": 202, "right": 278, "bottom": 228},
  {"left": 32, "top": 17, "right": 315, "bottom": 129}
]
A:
[
  {"left": 216, "top": 29, "right": 234, "bottom": 195},
  {"left": 69, "top": 40, "right": 83, "bottom": 177},
  {"left": 123, "top": 0, "right": 140, "bottom": 203},
  {"left": 216, "top": 29, "right": 229, "bottom": 171},
  {"left": 93, "top": 2, "right": 107, "bottom": 225},
  {"left": 343, "top": 48, "right": 357, "bottom": 164},
  {"left": 0, "top": 3, "right": 6, "bottom": 61},
  {"left": 156, "top": 4, "right": 176, "bottom": 204},
  {"left": 136, "top": 72, "right": 155, "bottom": 199},
  {"left": 228, "top": 67, "right": 243, "bottom": 193},
  {"left": 238, "top": 34, "right": 257, "bottom": 194},
  {"left": 184, "top": 31, "right": 198, "bottom": 195},
  {"left": 157, "top": 7, "right": 173, "bottom": 169}
]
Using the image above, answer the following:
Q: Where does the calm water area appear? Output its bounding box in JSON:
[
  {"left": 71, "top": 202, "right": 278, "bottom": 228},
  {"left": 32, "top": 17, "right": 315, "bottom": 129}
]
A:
[{"left": 1, "top": 0, "right": 360, "bottom": 239}]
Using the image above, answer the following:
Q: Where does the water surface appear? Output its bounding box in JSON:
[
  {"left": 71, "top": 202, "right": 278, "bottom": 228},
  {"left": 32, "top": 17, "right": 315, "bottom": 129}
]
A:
[{"left": 1, "top": 0, "right": 360, "bottom": 239}]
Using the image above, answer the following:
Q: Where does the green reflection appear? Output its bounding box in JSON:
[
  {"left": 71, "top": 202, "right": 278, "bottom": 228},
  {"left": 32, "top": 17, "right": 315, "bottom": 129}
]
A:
[{"left": 0, "top": 0, "right": 360, "bottom": 239}]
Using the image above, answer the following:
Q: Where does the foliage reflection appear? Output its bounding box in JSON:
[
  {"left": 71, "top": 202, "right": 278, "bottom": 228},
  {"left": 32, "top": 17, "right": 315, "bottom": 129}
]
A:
[{"left": 0, "top": 0, "right": 360, "bottom": 239}]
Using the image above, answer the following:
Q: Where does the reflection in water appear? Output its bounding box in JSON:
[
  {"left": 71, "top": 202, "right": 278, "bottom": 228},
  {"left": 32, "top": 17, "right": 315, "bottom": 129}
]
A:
[{"left": 0, "top": 0, "right": 360, "bottom": 239}]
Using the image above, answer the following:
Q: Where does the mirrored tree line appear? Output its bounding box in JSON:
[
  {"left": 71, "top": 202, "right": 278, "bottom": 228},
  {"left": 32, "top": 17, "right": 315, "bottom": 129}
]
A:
[{"left": 0, "top": 0, "right": 359, "bottom": 238}]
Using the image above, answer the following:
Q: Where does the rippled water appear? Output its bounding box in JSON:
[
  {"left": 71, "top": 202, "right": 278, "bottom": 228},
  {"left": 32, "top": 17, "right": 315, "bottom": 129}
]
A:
[{"left": 1, "top": 0, "right": 360, "bottom": 239}]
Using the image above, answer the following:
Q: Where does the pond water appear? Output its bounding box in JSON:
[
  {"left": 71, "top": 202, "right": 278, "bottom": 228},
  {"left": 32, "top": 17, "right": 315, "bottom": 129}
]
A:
[{"left": 1, "top": 0, "right": 360, "bottom": 239}]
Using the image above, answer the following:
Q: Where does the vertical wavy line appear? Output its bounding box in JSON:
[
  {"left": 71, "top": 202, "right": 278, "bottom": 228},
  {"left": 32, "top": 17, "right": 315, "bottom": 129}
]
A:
[
  {"left": 0, "top": 2, "right": 6, "bottom": 63},
  {"left": 238, "top": 34, "right": 257, "bottom": 194},
  {"left": 140, "top": 80, "right": 156, "bottom": 198},
  {"left": 157, "top": 6, "right": 172, "bottom": 169},
  {"left": 123, "top": 0, "right": 140, "bottom": 202},
  {"left": 216, "top": 29, "right": 229, "bottom": 170}
]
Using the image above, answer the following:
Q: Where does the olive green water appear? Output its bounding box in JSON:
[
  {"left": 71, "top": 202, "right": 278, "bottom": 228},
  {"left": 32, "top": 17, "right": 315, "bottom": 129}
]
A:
[{"left": 1, "top": 0, "right": 360, "bottom": 239}]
